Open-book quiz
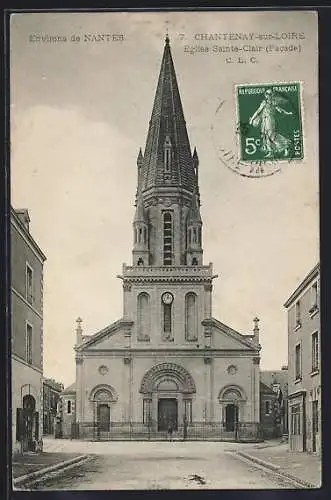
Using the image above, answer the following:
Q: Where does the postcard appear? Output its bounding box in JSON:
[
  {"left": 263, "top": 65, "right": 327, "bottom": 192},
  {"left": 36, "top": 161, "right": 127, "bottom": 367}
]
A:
[{"left": 10, "top": 10, "right": 320, "bottom": 490}]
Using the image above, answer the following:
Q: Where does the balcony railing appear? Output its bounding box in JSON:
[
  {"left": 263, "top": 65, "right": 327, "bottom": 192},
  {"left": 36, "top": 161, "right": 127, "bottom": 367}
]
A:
[{"left": 122, "top": 263, "right": 213, "bottom": 278}]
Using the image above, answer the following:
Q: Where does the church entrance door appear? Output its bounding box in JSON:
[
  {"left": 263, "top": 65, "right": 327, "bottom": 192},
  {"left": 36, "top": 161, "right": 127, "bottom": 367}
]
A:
[
  {"left": 158, "top": 399, "right": 178, "bottom": 431},
  {"left": 225, "top": 404, "right": 238, "bottom": 432},
  {"left": 97, "top": 404, "right": 110, "bottom": 432}
]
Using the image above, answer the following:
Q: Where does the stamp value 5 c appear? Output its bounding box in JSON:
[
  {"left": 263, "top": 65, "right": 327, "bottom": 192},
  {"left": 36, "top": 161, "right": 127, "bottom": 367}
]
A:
[{"left": 236, "top": 83, "right": 303, "bottom": 163}]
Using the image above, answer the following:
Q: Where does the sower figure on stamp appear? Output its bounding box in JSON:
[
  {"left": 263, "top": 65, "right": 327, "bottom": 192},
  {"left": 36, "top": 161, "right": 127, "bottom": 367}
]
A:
[{"left": 249, "top": 89, "right": 293, "bottom": 158}]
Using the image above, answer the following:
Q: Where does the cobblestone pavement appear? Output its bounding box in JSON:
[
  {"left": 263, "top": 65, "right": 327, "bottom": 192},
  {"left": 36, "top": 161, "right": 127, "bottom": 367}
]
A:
[{"left": 21, "top": 439, "right": 300, "bottom": 490}]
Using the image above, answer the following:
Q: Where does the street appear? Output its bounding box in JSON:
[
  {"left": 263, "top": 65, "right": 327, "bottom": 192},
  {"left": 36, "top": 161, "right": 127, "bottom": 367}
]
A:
[{"left": 22, "top": 439, "right": 299, "bottom": 490}]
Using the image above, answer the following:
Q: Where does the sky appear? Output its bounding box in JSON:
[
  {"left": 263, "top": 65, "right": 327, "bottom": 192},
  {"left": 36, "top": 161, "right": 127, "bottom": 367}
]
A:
[{"left": 10, "top": 11, "right": 319, "bottom": 388}]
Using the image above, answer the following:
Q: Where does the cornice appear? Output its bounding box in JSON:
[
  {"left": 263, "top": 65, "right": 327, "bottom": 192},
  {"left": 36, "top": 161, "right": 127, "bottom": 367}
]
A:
[
  {"left": 11, "top": 208, "right": 46, "bottom": 262},
  {"left": 79, "top": 348, "right": 260, "bottom": 358},
  {"left": 284, "top": 263, "right": 320, "bottom": 308}
]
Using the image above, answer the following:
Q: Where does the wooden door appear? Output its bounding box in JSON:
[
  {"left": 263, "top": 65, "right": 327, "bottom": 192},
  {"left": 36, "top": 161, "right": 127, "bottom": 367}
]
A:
[
  {"left": 225, "top": 404, "right": 238, "bottom": 432},
  {"left": 158, "top": 399, "right": 178, "bottom": 431},
  {"left": 98, "top": 404, "right": 110, "bottom": 432}
]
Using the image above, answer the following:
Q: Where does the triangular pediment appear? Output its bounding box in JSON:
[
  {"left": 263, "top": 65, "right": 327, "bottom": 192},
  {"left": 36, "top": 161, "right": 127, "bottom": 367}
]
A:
[
  {"left": 77, "top": 319, "right": 133, "bottom": 351},
  {"left": 209, "top": 318, "right": 259, "bottom": 351}
]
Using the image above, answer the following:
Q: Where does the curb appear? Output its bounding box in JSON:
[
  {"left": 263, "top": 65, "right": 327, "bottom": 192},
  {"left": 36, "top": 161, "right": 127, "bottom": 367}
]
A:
[
  {"left": 13, "top": 454, "right": 90, "bottom": 488},
  {"left": 236, "top": 451, "right": 318, "bottom": 489}
]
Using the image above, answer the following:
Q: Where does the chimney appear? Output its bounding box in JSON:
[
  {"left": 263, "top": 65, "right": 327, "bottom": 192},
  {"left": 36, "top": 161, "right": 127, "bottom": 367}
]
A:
[{"left": 75, "top": 317, "right": 83, "bottom": 345}]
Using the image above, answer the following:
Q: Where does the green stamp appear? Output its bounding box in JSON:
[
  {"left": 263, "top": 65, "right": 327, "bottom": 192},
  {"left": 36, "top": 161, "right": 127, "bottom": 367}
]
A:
[{"left": 236, "top": 83, "right": 303, "bottom": 163}]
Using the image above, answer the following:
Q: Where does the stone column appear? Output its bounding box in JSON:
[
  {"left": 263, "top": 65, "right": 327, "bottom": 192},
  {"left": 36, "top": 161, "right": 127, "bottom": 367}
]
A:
[
  {"left": 123, "top": 281, "right": 132, "bottom": 320},
  {"left": 204, "top": 356, "right": 212, "bottom": 422},
  {"left": 177, "top": 393, "right": 184, "bottom": 426},
  {"left": 253, "top": 357, "right": 260, "bottom": 422},
  {"left": 152, "top": 393, "right": 158, "bottom": 429},
  {"left": 204, "top": 283, "right": 213, "bottom": 318},
  {"left": 75, "top": 355, "right": 83, "bottom": 424},
  {"left": 124, "top": 354, "right": 132, "bottom": 422}
]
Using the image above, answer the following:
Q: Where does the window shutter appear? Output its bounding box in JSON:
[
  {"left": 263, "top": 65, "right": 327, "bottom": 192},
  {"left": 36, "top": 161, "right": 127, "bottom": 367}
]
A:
[
  {"left": 16, "top": 408, "right": 24, "bottom": 441},
  {"left": 34, "top": 411, "right": 39, "bottom": 440}
]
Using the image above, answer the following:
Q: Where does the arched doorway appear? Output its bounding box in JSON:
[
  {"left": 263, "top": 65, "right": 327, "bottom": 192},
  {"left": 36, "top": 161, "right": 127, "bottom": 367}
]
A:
[
  {"left": 90, "top": 385, "right": 118, "bottom": 437},
  {"left": 140, "top": 363, "right": 196, "bottom": 432},
  {"left": 22, "top": 394, "right": 36, "bottom": 451},
  {"left": 157, "top": 379, "right": 179, "bottom": 431},
  {"left": 218, "top": 386, "right": 246, "bottom": 435},
  {"left": 225, "top": 403, "right": 239, "bottom": 432}
]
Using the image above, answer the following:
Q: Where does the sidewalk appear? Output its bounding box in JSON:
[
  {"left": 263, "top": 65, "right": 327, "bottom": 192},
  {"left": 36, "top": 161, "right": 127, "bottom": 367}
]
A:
[
  {"left": 237, "top": 442, "right": 321, "bottom": 488},
  {"left": 12, "top": 451, "right": 86, "bottom": 480}
]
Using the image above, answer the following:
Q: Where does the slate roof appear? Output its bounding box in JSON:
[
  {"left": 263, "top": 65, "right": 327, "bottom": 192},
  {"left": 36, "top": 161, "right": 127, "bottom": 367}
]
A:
[
  {"left": 141, "top": 36, "right": 196, "bottom": 193},
  {"left": 62, "top": 382, "right": 76, "bottom": 395}
]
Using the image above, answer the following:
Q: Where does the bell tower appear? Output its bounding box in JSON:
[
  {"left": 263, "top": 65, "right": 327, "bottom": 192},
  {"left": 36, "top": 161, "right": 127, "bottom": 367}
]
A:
[{"left": 122, "top": 36, "right": 214, "bottom": 346}]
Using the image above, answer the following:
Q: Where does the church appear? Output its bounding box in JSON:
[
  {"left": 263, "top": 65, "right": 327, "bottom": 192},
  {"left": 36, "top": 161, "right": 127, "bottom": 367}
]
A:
[{"left": 60, "top": 36, "right": 261, "bottom": 441}]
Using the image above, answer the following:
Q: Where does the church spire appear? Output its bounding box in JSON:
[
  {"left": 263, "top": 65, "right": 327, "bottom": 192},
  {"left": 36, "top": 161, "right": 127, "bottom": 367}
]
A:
[{"left": 140, "top": 35, "right": 196, "bottom": 192}]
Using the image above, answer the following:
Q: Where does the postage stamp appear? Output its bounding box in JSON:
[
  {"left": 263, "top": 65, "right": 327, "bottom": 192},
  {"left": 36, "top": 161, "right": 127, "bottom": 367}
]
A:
[{"left": 236, "top": 82, "right": 304, "bottom": 163}]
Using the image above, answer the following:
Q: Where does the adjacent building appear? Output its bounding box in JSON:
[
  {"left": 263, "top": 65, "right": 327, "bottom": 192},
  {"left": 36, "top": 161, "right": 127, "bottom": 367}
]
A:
[
  {"left": 59, "top": 36, "right": 262, "bottom": 442},
  {"left": 11, "top": 208, "right": 46, "bottom": 455},
  {"left": 42, "top": 378, "right": 64, "bottom": 435},
  {"left": 285, "top": 263, "right": 320, "bottom": 453},
  {"left": 260, "top": 367, "right": 288, "bottom": 439}
]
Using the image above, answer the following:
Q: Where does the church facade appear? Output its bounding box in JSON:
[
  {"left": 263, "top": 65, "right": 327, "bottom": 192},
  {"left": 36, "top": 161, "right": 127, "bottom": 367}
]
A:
[{"left": 60, "top": 37, "right": 261, "bottom": 441}]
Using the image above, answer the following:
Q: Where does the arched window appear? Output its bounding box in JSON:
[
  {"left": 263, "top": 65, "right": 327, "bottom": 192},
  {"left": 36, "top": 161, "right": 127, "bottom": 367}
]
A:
[
  {"left": 139, "top": 228, "right": 142, "bottom": 243},
  {"left": 192, "top": 257, "right": 198, "bottom": 266},
  {"left": 144, "top": 227, "right": 147, "bottom": 244},
  {"left": 67, "top": 400, "right": 72, "bottom": 414},
  {"left": 163, "top": 302, "right": 172, "bottom": 339},
  {"left": 185, "top": 292, "right": 198, "bottom": 341},
  {"left": 163, "top": 212, "right": 173, "bottom": 265},
  {"left": 137, "top": 258, "right": 144, "bottom": 266},
  {"left": 137, "top": 292, "right": 150, "bottom": 340}
]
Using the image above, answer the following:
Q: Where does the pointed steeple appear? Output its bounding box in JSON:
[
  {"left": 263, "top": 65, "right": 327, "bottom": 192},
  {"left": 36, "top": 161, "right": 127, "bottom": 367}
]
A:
[
  {"left": 141, "top": 36, "right": 196, "bottom": 192},
  {"left": 137, "top": 147, "right": 143, "bottom": 167}
]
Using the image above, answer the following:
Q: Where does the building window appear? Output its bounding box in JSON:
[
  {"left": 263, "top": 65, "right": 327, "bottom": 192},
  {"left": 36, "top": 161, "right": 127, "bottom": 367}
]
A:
[
  {"left": 185, "top": 292, "right": 198, "bottom": 341},
  {"left": 26, "top": 323, "right": 32, "bottom": 364},
  {"left": 26, "top": 264, "right": 33, "bottom": 304},
  {"left": 164, "top": 148, "right": 171, "bottom": 172},
  {"left": 295, "top": 300, "right": 301, "bottom": 328},
  {"left": 295, "top": 344, "right": 301, "bottom": 380},
  {"left": 310, "top": 282, "right": 319, "bottom": 314},
  {"left": 164, "top": 136, "right": 172, "bottom": 173},
  {"left": 163, "top": 303, "right": 172, "bottom": 338},
  {"left": 163, "top": 212, "right": 173, "bottom": 265},
  {"left": 265, "top": 400, "right": 272, "bottom": 415},
  {"left": 184, "top": 399, "right": 192, "bottom": 423},
  {"left": 143, "top": 399, "right": 152, "bottom": 424},
  {"left": 312, "top": 331, "right": 319, "bottom": 372},
  {"left": 137, "top": 293, "right": 150, "bottom": 340},
  {"left": 290, "top": 404, "right": 301, "bottom": 435},
  {"left": 67, "top": 400, "right": 72, "bottom": 414}
]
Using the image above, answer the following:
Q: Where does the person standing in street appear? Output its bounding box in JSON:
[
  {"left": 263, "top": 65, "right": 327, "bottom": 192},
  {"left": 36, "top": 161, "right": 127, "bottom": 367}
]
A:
[{"left": 167, "top": 420, "right": 174, "bottom": 441}]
